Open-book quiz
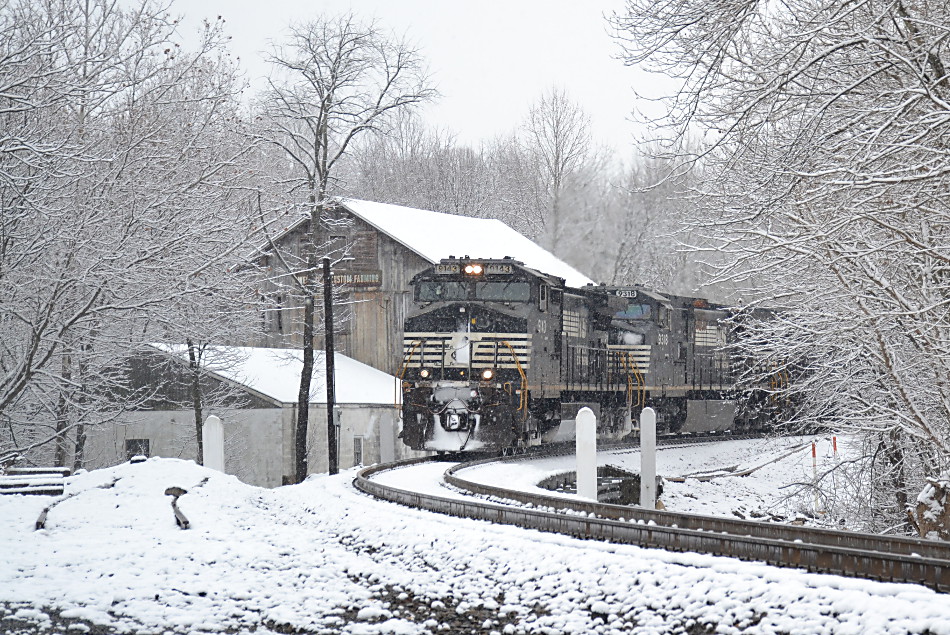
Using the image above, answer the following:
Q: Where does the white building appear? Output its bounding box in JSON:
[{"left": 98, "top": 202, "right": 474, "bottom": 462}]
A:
[{"left": 86, "top": 346, "right": 419, "bottom": 487}]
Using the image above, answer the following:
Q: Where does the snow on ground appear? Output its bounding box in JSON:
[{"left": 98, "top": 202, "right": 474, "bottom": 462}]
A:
[
  {"left": 458, "top": 436, "right": 841, "bottom": 525},
  {"left": 373, "top": 461, "right": 464, "bottom": 499},
  {"left": 3, "top": 454, "right": 950, "bottom": 634}
]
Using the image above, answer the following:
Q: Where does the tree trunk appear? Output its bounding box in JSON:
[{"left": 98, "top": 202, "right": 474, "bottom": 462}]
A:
[
  {"left": 296, "top": 290, "right": 315, "bottom": 483},
  {"left": 187, "top": 338, "right": 204, "bottom": 465},
  {"left": 295, "top": 195, "right": 321, "bottom": 484},
  {"left": 880, "top": 429, "right": 912, "bottom": 530},
  {"left": 72, "top": 424, "right": 85, "bottom": 472},
  {"left": 54, "top": 352, "right": 72, "bottom": 467}
]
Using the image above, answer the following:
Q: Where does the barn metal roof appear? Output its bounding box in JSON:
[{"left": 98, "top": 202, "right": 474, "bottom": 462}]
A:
[{"left": 340, "top": 199, "right": 595, "bottom": 288}]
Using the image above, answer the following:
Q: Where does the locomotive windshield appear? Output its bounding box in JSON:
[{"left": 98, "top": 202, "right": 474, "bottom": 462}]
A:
[
  {"left": 474, "top": 281, "right": 531, "bottom": 302},
  {"left": 616, "top": 303, "right": 652, "bottom": 319},
  {"left": 418, "top": 281, "right": 469, "bottom": 301},
  {"left": 416, "top": 280, "right": 532, "bottom": 302}
]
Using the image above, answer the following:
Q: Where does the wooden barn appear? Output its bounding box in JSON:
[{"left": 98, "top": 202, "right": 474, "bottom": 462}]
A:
[{"left": 254, "top": 198, "right": 593, "bottom": 375}]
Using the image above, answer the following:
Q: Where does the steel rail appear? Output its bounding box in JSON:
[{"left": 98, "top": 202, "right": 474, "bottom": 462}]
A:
[
  {"left": 355, "top": 456, "right": 950, "bottom": 592},
  {"left": 445, "top": 454, "right": 950, "bottom": 561}
]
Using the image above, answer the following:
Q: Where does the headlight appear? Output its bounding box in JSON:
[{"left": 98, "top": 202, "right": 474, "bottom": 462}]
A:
[
  {"left": 481, "top": 368, "right": 494, "bottom": 380},
  {"left": 420, "top": 368, "right": 430, "bottom": 379},
  {"left": 464, "top": 263, "right": 483, "bottom": 275}
]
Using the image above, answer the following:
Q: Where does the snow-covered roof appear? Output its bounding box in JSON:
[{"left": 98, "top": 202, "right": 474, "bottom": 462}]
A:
[
  {"left": 340, "top": 199, "right": 594, "bottom": 288},
  {"left": 152, "top": 345, "right": 400, "bottom": 406}
]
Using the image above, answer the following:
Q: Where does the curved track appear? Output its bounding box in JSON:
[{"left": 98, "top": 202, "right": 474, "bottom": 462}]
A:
[{"left": 355, "top": 451, "right": 950, "bottom": 592}]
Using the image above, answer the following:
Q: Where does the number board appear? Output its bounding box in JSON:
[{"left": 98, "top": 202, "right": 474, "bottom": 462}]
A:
[
  {"left": 485, "top": 263, "right": 513, "bottom": 274},
  {"left": 436, "top": 264, "right": 460, "bottom": 274},
  {"left": 615, "top": 289, "right": 638, "bottom": 298}
]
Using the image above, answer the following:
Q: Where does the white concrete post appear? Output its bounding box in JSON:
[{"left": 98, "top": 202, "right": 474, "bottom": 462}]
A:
[
  {"left": 639, "top": 407, "right": 657, "bottom": 509},
  {"left": 576, "top": 407, "right": 597, "bottom": 501},
  {"left": 202, "top": 415, "right": 225, "bottom": 472}
]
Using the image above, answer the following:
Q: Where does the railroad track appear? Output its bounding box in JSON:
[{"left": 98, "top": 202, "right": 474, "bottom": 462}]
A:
[{"left": 355, "top": 451, "right": 950, "bottom": 592}]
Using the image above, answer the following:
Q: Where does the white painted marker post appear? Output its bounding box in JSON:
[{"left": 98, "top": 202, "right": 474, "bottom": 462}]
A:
[
  {"left": 640, "top": 407, "right": 657, "bottom": 509},
  {"left": 575, "top": 407, "right": 597, "bottom": 501},
  {"left": 202, "top": 415, "right": 225, "bottom": 472}
]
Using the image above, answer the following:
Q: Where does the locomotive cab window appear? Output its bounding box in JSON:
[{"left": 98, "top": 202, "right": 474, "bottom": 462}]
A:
[
  {"left": 616, "top": 303, "right": 652, "bottom": 320},
  {"left": 417, "top": 281, "right": 469, "bottom": 302},
  {"left": 539, "top": 284, "right": 548, "bottom": 312},
  {"left": 474, "top": 281, "right": 531, "bottom": 302}
]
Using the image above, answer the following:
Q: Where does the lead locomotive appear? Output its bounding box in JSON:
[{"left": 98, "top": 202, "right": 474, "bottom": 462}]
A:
[{"left": 399, "top": 257, "right": 768, "bottom": 453}]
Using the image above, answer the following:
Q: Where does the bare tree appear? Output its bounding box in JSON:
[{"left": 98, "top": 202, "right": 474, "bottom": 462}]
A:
[
  {"left": 0, "top": 0, "right": 258, "bottom": 469},
  {"left": 612, "top": 0, "right": 950, "bottom": 532},
  {"left": 256, "top": 13, "right": 435, "bottom": 482},
  {"left": 522, "top": 87, "right": 593, "bottom": 252}
]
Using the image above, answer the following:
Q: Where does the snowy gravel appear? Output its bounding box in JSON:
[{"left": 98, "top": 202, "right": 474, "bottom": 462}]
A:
[{"left": 2, "top": 455, "right": 950, "bottom": 634}]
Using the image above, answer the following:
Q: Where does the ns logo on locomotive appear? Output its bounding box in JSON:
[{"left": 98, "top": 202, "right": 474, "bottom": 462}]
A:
[{"left": 398, "top": 257, "right": 775, "bottom": 453}]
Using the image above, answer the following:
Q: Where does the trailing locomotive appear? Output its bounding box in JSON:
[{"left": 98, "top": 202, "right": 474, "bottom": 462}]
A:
[{"left": 398, "top": 257, "right": 766, "bottom": 453}]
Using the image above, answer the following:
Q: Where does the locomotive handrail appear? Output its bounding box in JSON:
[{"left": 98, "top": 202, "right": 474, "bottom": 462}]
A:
[
  {"left": 621, "top": 352, "right": 645, "bottom": 408},
  {"left": 501, "top": 339, "right": 529, "bottom": 419},
  {"left": 398, "top": 340, "right": 422, "bottom": 379},
  {"left": 396, "top": 340, "right": 423, "bottom": 409}
]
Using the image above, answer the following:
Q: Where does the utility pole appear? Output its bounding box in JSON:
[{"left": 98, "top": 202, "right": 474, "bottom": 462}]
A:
[{"left": 323, "top": 258, "right": 338, "bottom": 475}]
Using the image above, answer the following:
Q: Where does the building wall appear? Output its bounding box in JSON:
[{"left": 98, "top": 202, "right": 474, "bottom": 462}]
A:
[
  {"left": 253, "top": 209, "right": 432, "bottom": 375},
  {"left": 304, "top": 403, "right": 425, "bottom": 475},
  {"left": 84, "top": 403, "right": 426, "bottom": 488},
  {"left": 348, "top": 229, "right": 429, "bottom": 374},
  {"left": 84, "top": 408, "right": 287, "bottom": 488}
]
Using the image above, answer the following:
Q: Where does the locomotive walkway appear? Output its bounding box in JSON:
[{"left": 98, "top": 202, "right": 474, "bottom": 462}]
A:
[{"left": 356, "top": 451, "right": 950, "bottom": 592}]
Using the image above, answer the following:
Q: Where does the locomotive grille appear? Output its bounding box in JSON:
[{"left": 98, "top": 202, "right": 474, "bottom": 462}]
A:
[
  {"left": 607, "top": 344, "right": 651, "bottom": 373},
  {"left": 403, "top": 332, "right": 531, "bottom": 370},
  {"left": 562, "top": 310, "right": 584, "bottom": 338},
  {"left": 695, "top": 325, "right": 725, "bottom": 348}
]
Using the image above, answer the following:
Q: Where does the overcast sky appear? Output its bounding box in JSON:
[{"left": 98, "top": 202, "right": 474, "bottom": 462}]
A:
[{"left": 182, "top": 0, "right": 663, "bottom": 154}]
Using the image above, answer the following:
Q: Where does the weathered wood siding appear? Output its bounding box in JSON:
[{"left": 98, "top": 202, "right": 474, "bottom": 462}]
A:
[{"left": 253, "top": 209, "right": 433, "bottom": 375}]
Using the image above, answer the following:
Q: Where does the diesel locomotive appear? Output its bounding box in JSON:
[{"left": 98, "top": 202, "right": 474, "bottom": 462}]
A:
[{"left": 398, "top": 257, "right": 769, "bottom": 453}]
